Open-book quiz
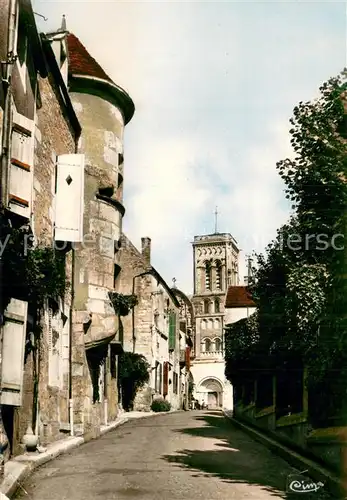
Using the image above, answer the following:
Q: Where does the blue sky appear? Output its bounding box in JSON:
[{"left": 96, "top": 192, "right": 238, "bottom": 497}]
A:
[{"left": 34, "top": 0, "right": 346, "bottom": 294}]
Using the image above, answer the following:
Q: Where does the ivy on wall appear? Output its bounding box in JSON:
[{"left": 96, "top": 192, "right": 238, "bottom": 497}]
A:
[
  {"left": 109, "top": 292, "right": 138, "bottom": 316},
  {"left": 0, "top": 218, "right": 69, "bottom": 314}
]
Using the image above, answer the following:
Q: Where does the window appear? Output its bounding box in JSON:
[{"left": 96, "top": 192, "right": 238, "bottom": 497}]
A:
[
  {"left": 48, "top": 308, "right": 63, "bottom": 388},
  {"left": 205, "top": 338, "right": 211, "bottom": 352},
  {"left": 216, "top": 260, "right": 222, "bottom": 290},
  {"left": 205, "top": 261, "right": 212, "bottom": 290},
  {"left": 214, "top": 298, "right": 220, "bottom": 313},
  {"left": 204, "top": 299, "right": 209, "bottom": 314},
  {"left": 54, "top": 154, "right": 85, "bottom": 242},
  {"left": 201, "top": 319, "right": 207, "bottom": 330},
  {"left": 9, "top": 128, "right": 32, "bottom": 217},
  {"left": 173, "top": 372, "right": 178, "bottom": 394},
  {"left": 215, "top": 338, "right": 222, "bottom": 352},
  {"left": 0, "top": 298, "right": 27, "bottom": 406}
]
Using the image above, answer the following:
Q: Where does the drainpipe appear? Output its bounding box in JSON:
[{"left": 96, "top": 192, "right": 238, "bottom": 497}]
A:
[
  {"left": 132, "top": 270, "right": 152, "bottom": 353},
  {"left": 68, "top": 131, "right": 81, "bottom": 437},
  {"left": 68, "top": 245, "right": 75, "bottom": 436}
]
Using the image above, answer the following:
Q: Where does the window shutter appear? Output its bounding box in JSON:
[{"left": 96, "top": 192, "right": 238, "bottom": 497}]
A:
[
  {"left": 185, "top": 346, "right": 191, "bottom": 370},
  {"left": 169, "top": 312, "right": 176, "bottom": 351},
  {"left": 9, "top": 129, "right": 32, "bottom": 218},
  {"left": 54, "top": 154, "right": 85, "bottom": 242},
  {"left": 163, "top": 362, "right": 168, "bottom": 396},
  {"left": 158, "top": 363, "right": 162, "bottom": 394},
  {"left": 0, "top": 299, "right": 28, "bottom": 406}
]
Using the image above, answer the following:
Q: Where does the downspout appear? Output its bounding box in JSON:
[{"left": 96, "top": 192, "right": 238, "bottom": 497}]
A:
[{"left": 68, "top": 130, "right": 81, "bottom": 436}]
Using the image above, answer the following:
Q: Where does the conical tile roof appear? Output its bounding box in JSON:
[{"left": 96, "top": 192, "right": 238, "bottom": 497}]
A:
[{"left": 67, "top": 33, "right": 113, "bottom": 84}]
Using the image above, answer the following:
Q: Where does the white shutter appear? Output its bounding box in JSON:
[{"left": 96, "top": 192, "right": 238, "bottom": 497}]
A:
[
  {"left": 0, "top": 299, "right": 28, "bottom": 406},
  {"left": 48, "top": 310, "right": 62, "bottom": 388},
  {"left": 9, "top": 129, "right": 33, "bottom": 218},
  {"left": 54, "top": 154, "right": 85, "bottom": 242}
]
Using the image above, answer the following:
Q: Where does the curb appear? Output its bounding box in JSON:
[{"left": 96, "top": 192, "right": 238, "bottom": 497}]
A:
[
  {"left": 1, "top": 409, "right": 183, "bottom": 498},
  {"left": 223, "top": 411, "right": 345, "bottom": 498}
]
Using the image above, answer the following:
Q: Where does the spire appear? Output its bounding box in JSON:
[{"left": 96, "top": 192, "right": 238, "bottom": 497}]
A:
[
  {"left": 60, "top": 14, "right": 66, "bottom": 32},
  {"left": 214, "top": 206, "right": 219, "bottom": 234}
]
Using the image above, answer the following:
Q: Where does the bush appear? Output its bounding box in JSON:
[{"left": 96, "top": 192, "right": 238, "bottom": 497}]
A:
[{"left": 151, "top": 398, "right": 171, "bottom": 412}]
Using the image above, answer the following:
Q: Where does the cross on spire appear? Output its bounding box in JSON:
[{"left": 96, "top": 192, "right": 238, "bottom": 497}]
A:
[{"left": 214, "top": 206, "right": 219, "bottom": 234}]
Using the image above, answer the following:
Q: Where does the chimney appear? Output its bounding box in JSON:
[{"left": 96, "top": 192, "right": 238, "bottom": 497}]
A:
[{"left": 141, "top": 237, "right": 151, "bottom": 264}]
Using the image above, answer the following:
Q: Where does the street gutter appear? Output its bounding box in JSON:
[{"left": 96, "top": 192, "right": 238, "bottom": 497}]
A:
[{"left": 223, "top": 410, "right": 345, "bottom": 498}]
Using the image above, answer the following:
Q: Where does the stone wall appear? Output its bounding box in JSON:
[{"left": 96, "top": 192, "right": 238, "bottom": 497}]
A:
[
  {"left": 68, "top": 90, "right": 125, "bottom": 432},
  {"left": 11, "top": 71, "right": 77, "bottom": 455}
]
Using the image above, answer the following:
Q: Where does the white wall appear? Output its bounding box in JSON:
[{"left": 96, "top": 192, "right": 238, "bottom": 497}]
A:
[
  {"left": 224, "top": 306, "right": 256, "bottom": 325},
  {"left": 190, "top": 360, "right": 233, "bottom": 410}
]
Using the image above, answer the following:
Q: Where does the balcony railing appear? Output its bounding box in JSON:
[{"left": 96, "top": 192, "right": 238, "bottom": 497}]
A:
[{"left": 200, "top": 351, "right": 223, "bottom": 359}]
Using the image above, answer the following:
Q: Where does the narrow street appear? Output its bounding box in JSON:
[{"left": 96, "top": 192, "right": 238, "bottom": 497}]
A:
[{"left": 14, "top": 411, "right": 331, "bottom": 500}]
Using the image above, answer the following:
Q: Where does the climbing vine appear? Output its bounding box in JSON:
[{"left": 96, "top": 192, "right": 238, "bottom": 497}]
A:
[
  {"left": 0, "top": 218, "right": 69, "bottom": 314},
  {"left": 109, "top": 292, "right": 138, "bottom": 316}
]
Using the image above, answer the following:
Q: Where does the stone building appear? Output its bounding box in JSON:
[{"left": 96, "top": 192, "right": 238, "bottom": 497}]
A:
[
  {"left": 0, "top": 0, "right": 135, "bottom": 464},
  {"left": 45, "top": 21, "right": 135, "bottom": 437},
  {"left": 171, "top": 287, "right": 194, "bottom": 409},
  {"left": 0, "top": 0, "right": 52, "bottom": 458},
  {"left": 190, "top": 232, "right": 239, "bottom": 409},
  {"left": 117, "top": 234, "right": 182, "bottom": 410}
]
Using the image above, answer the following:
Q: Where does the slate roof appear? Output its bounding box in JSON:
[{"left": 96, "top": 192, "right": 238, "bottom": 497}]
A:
[{"left": 225, "top": 286, "right": 256, "bottom": 308}]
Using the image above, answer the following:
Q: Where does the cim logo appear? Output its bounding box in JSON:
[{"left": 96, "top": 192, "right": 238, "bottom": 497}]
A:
[{"left": 287, "top": 473, "right": 324, "bottom": 494}]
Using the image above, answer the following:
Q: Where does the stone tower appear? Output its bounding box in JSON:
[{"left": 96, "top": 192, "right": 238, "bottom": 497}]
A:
[
  {"left": 190, "top": 232, "right": 239, "bottom": 409},
  {"left": 46, "top": 23, "right": 135, "bottom": 433}
]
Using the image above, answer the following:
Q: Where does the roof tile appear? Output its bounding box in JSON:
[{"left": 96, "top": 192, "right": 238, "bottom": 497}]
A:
[
  {"left": 66, "top": 33, "right": 113, "bottom": 84},
  {"left": 225, "top": 286, "right": 256, "bottom": 308}
]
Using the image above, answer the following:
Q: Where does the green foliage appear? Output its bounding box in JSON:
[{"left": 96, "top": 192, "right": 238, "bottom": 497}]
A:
[
  {"left": 151, "top": 398, "right": 171, "bottom": 412},
  {"left": 0, "top": 221, "right": 68, "bottom": 312},
  {"left": 119, "top": 351, "right": 150, "bottom": 411},
  {"left": 225, "top": 70, "right": 347, "bottom": 425},
  {"left": 109, "top": 292, "right": 138, "bottom": 316}
]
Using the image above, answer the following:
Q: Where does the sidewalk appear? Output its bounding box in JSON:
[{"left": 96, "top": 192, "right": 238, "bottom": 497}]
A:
[
  {"left": 223, "top": 410, "right": 344, "bottom": 498},
  {"left": 0, "top": 409, "right": 182, "bottom": 499}
]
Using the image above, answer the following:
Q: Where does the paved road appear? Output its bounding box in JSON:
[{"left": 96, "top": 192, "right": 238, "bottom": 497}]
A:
[{"left": 14, "top": 411, "right": 332, "bottom": 500}]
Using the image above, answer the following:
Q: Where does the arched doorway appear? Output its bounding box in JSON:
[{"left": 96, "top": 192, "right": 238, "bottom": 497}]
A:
[{"left": 197, "top": 377, "right": 223, "bottom": 408}]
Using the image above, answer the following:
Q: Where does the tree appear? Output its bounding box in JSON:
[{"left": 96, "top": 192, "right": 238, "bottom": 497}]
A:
[
  {"left": 225, "top": 69, "right": 347, "bottom": 425},
  {"left": 118, "top": 352, "right": 150, "bottom": 411}
]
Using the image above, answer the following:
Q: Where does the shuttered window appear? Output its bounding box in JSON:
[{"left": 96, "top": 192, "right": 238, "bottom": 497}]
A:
[
  {"left": 54, "top": 154, "right": 85, "bottom": 242},
  {"left": 168, "top": 312, "right": 176, "bottom": 351},
  {"left": 48, "top": 308, "right": 63, "bottom": 388},
  {"left": 163, "top": 362, "right": 169, "bottom": 396},
  {"left": 0, "top": 299, "right": 28, "bottom": 406},
  {"left": 9, "top": 128, "right": 32, "bottom": 218}
]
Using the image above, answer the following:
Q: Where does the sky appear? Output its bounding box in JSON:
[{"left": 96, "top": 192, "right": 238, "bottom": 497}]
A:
[{"left": 33, "top": 0, "right": 346, "bottom": 295}]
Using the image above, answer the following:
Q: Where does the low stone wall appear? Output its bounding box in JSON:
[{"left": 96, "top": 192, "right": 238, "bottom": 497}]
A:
[{"left": 234, "top": 405, "right": 345, "bottom": 473}]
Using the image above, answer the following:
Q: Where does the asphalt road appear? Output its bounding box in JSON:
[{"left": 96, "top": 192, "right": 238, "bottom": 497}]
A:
[{"left": 14, "top": 410, "right": 332, "bottom": 500}]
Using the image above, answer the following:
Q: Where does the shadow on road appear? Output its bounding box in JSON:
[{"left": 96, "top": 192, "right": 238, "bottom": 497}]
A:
[{"left": 161, "top": 411, "right": 331, "bottom": 500}]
